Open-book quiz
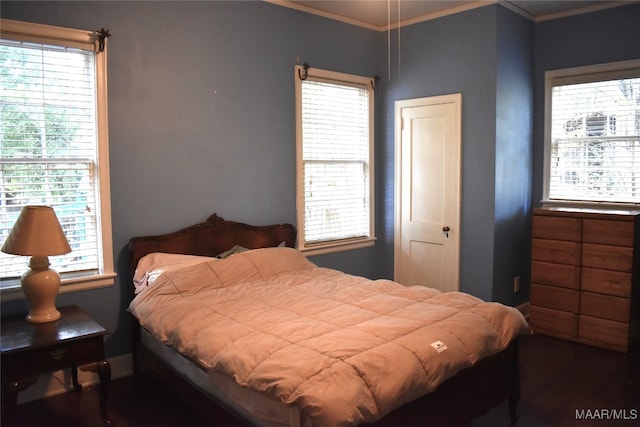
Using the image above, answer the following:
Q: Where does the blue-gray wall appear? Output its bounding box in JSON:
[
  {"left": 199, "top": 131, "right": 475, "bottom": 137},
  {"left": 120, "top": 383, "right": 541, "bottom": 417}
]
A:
[
  {"left": 379, "top": 7, "right": 500, "bottom": 302},
  {"left": 493, "top": 6, "right": 534, "bottom": 303},
  {"left": 0, "top": 0, "right": 380, "bottom": 357},
  {"left": 2, "top": 1, "right": 639, "bottom": 359}
]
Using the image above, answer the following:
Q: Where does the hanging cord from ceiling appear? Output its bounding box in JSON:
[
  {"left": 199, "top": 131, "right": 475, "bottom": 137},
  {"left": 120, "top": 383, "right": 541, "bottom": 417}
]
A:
[
  {"left": 387, "top": 0, "right": 401, "bottom": 81},
  {"left": 387, "top": 0, "right": 391, "bottom": 80},
  {"left": 397, "top": 0, "right": 401, "bottom": 78}
]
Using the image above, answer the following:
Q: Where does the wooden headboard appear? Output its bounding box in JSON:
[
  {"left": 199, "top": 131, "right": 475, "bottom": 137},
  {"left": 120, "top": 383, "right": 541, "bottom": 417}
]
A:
[{"left": 128, "top": 213, "right": 296, "bottom": 275}]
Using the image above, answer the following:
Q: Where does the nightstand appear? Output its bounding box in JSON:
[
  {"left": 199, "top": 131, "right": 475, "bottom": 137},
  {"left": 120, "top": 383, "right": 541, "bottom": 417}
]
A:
[{"left": 1, "top": 305, "right": 113, "bottom": 426}]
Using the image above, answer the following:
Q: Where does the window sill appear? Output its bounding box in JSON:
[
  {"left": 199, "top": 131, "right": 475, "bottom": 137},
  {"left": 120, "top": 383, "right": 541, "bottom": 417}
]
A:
[
  {"left": 541, "top": 199, "right": 640, "bottom": 211},
  {"left": 0, "top": 272, "right": 116, "bottom": 303},
  {"left": 299, "top": 237, "right": 376, "bottom": 257}
]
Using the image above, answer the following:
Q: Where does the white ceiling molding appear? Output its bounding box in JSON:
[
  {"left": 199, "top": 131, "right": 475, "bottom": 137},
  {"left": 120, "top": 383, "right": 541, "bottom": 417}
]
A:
[{"left": 267, "top": 0, "right": 638, "bottom": 31}]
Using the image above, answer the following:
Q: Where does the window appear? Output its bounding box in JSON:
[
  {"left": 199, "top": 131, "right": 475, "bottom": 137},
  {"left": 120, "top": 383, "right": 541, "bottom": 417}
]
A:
[
  {"left": 0, "top": 19, "right": 114, "bottom": 299},
  {"left": 544, "top": 60, "right": 640, "bottom": 207},
  {"left": 295, "top": 66, "right": 375, "bottom": 255}
]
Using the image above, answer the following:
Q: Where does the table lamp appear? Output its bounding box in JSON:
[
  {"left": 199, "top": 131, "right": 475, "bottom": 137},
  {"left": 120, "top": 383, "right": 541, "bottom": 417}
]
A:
[{"left": 1, "top": 206, "right": 72, "bottom": 323}]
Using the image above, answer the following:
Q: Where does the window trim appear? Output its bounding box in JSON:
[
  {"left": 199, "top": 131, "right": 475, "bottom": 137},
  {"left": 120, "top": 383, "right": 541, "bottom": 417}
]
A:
[
  {"left": 542, "top": 59, "right": 640, "bottom": 209},
  {"left": 294, "top": 65, "right": 376, "bottom": 256},
  {"left": 0, "top": 19, "right": 115, "bottom": 301}
]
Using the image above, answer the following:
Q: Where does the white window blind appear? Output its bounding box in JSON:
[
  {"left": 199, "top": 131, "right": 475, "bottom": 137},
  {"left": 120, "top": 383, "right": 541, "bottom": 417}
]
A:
[
  {"left": 0, "top": 19, "right": 114, "bottom": 293},
  {"left": 295, "top": 66, "right": 375, "bottom": 254},
  {"left": 545, "top": 62, "right": 640, "bottom": 206}
]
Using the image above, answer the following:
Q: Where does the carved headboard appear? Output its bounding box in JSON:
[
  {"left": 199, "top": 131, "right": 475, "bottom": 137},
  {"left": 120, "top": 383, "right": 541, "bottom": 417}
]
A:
[{"left": 128, "top": 213, "right": 296, "bottom": 277}]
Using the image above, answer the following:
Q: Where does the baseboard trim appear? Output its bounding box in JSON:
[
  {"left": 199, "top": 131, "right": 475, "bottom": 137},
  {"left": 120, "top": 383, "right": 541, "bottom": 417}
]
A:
[{"left": 17, "top": 353, "right": 134, "bottom": 405}]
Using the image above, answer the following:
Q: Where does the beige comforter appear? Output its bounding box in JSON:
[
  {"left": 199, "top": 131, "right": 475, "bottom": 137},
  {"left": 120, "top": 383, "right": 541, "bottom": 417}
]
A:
[{"left": 129, "top": 247, "right": 530, "bottom": 427}]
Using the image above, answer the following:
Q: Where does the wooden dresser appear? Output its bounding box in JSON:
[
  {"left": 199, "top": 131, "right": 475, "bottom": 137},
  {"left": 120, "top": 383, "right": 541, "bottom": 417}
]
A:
[{"left": 530, "top": 207, "right": 640, "bottom": 352}]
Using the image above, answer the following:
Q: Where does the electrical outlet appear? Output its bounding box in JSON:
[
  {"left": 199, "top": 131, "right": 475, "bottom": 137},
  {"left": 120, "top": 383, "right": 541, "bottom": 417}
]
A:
[{"left": 513, "top": 276, "right": 520, "bottom": 293}]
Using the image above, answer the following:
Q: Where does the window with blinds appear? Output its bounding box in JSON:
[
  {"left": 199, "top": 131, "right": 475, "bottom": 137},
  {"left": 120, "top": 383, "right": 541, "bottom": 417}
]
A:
[
  {"left": 295, "top": 66, "right": 375, "bottom": 255},
  {"left": 0, "top": 19, "right": 114, "bottom": 293},
  {"left": 545, "top": 60, "right": 640, "bottom": 206}
]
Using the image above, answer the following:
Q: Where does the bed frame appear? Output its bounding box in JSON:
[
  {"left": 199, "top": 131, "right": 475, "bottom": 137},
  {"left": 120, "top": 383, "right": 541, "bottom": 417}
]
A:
[{"left": 129, "top": 213, "right": 520, "bottom": 427}]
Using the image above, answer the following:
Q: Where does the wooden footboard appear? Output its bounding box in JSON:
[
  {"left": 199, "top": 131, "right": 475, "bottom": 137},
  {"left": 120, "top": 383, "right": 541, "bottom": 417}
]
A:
[{"left": 365, "top": 338, "right": 520, "bottom": 426}]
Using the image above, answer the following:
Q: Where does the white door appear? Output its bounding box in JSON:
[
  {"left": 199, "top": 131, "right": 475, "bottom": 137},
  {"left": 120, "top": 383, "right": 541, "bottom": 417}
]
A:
[{"left": 394, "top": 94, "right": 461, "bottom": 292}]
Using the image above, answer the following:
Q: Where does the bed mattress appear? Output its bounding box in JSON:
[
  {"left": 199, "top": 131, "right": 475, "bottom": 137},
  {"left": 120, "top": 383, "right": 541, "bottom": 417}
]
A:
[{"left": 140, "top": 327, "right": 303, "bottom": 426}]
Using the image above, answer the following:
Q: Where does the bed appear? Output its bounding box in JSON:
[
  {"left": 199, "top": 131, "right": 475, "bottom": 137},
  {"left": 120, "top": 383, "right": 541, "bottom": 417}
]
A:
[{"left": 128, "top": 213, "right": 530, "bottom": 427}]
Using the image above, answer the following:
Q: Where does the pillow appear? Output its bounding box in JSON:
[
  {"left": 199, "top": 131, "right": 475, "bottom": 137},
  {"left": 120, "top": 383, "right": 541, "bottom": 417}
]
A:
[
  {"left": 216, "top": 241, "right": 287, "bottom": 259},
  {"left": 216, "top": 245, "right": 250, "bottom": 259},
  {"left": 133, "top": 252, "right": 214, "bottom": 293}
]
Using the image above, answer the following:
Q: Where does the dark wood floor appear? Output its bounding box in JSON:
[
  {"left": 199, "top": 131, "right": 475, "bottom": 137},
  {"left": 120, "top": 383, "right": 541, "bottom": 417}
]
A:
[{"left": 2, "top": 334, "right": 639, "bottom": 427}]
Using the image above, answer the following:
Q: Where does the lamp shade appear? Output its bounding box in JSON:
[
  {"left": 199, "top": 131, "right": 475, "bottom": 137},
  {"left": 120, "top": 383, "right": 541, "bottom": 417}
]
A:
[{"left": 1, "top": 206, "right": 72, "bottom": 257}]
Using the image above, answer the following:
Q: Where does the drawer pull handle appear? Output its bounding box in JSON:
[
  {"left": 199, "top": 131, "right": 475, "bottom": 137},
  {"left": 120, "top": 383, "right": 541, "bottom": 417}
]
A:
[{"left": 49, "top": 348, "right": 67, "bottom": 360}]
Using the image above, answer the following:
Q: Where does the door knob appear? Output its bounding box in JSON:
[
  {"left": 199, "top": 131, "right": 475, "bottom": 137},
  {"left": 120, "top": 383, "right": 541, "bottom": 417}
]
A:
[{"left": 442, "top": 226, "right": 450, "bottom": 238}]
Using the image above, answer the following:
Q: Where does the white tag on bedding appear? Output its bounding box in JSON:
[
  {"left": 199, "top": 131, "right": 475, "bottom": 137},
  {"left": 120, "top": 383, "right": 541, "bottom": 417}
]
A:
[{"left": 431, "top": 340, "right": 448, "bottom": 353}]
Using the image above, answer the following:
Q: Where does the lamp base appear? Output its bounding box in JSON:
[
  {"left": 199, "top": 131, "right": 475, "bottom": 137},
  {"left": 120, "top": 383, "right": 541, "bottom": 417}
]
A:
[
  {"left": 22, "top": 256, "right": 62, "bottom": 323},
  {"left": 26, "top": 309, "right": 61, "bottom": 323}
]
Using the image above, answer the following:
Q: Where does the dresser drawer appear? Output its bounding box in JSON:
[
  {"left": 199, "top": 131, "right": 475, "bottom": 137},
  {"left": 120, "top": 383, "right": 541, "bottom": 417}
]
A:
[
  {"left": 583, "top": 219, "right": 634, "bottom": 247},
  {"left": 531, "top": 284, "right": 579, "bottom": 312},
  {"left": 532, "top": 215, "right": 581, "bottom": 241},
  {"left": 582, "top": 243, "right": 633, "bottom": 272},
  {"left": 532, "top": 238, "right": 581, "bottom": 265},
  {"left": 581, "top": 267, "right": 632, "bottom": 298},
  {"left": 580, "top": 292, "right": 630, "bottom": 323},
  {"left": 531, "top": 261, "right": 579, "bottom": 289},
  {"left": 579, "top": 315, "right": 629, "bottom": 351},
  {"left": 529, "top": 305, "right": 578, "bottom": 338}
]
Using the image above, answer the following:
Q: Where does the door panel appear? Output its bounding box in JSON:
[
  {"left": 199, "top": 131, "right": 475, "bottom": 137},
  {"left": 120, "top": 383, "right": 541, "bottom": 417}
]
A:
[{"left": 407, "top": 240, "right": 444, "bottom": 288}]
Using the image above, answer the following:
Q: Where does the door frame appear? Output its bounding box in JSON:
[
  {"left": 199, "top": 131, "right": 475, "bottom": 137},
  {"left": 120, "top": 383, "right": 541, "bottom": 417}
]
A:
[{"left": 394, "top": 93, "right": 462, "bottom": 288}]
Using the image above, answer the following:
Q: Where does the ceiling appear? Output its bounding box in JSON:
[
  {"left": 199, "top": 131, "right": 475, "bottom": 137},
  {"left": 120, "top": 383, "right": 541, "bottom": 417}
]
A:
[{"left": 272, "top": 0, "right": 634, "bottom": 30}]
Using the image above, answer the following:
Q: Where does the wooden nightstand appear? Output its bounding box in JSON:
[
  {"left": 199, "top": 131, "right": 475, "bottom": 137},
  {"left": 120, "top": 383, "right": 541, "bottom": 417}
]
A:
[{"left": 1, "top": 305, "right": 113, "bottom": 426}]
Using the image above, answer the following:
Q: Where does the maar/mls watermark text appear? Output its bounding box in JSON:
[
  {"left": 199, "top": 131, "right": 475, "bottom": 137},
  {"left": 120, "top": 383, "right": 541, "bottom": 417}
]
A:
[{"left": 576, "top": 408, "right": 638, "bottom": 421}]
